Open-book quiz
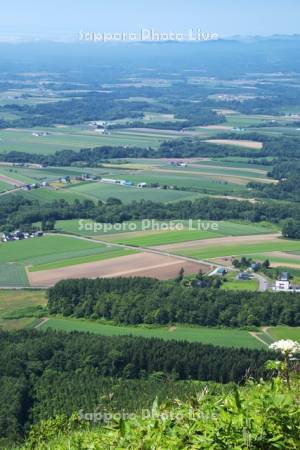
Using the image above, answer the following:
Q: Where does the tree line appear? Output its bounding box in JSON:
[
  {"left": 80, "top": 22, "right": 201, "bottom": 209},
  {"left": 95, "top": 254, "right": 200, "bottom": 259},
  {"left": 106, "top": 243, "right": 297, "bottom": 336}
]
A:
[
  {"left": 1, "top": 195, "right": 300, "bottom": 232},
  {"left": 48, "top": 277, "right": 300, "bottom": 327}
]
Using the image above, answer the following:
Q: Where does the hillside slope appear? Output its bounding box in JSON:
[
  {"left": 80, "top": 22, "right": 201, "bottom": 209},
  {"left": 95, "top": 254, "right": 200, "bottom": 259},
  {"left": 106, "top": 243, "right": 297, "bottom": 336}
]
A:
[{"left": 22, "top": 378, "right": 300, "bottom": 450}]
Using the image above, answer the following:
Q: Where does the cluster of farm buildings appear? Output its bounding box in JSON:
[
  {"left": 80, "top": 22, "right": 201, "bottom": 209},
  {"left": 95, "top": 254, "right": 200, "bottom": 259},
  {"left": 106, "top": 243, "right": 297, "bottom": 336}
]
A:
[{"left": 2, "top": 230, "right": 43, "bottom": 242}]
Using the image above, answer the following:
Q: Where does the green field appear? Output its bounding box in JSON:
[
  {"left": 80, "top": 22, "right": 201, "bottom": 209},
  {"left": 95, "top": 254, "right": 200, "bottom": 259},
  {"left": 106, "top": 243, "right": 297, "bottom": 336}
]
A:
[
  {"left": 0, "top": 263, "right": 29, "bottom": 287},
  {"left": 177, "top": 239, "right": 300, "bottom": 260},
  {"left": 0, "top": 235, "right": 139, "bottom": 273},
  {"left": 113, "top": 230, "right": 223, "bottom": 247},
  {"left": 29, "top": 248, "right": 136, "bottom": 272},
  {"left": 156, "top": 164, "right": 269, "bottom": 181},
  {"left": 0, "top": 289, "right": 47, "bottom": 330},
  {"left": 66, "top": 182, "right": 202, "bottom": 203},
  {"left": 221, "top": 272, "right": 258, "bottom": 291},
  {"left": 252, "top": 253, "right": 300, "bottom": 268},
  {"left": 0, "top": 235, "right": 106, "bottom": 265},
  {"left": 55, "top": 219, "right": 276, "bottom": 241},
  {"left": 112, "top": 222, "right": 276, "bottom": 246},
  {"left": 0, "top": 127, "right": 169, "bottom": 155},
  {"left": 17, "top": 188, "right": 88, "bottom": 204},
  {"left": 0, "top": 180, "right": 13, "bottom": 193},
  {"left": 125, "top": 174, "right": 248, "bottom": 193},
  {"left": 268, "top": 326, "right": 300, "bottom": 342},
  {"left": 40, "top": 318, "right": 264, "bottom": 349}
]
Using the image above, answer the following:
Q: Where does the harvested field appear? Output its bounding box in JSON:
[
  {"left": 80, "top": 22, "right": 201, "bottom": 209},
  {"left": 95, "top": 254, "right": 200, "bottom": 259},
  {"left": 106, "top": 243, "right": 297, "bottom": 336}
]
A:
[
  {"left": 270, "top": 262, "right": 300, "bottom": 269},
  {"left": 28, "top": 252, "right": 209, "bottom": 287},
  {"left": 205, "top": 139, "right": 263, "bottom": 149}
]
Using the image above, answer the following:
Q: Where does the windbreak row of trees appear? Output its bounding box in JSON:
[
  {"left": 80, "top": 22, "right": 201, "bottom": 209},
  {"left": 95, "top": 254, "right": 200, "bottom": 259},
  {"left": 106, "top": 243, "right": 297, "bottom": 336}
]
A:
[
  {"left": 0, "top": 329, "right": 272, "bottom": 446},
  {"left": 1, "top": 133, "right": 300, "bottom": 165},
  {"left": 1, "top": 195, "right": 300, "bottom": 233},
  {"left": 48, "top": 277, "right": 300, "bottom": 327},
  {"left": 0, "top": 140, "right": 245, "bottom": 166}
]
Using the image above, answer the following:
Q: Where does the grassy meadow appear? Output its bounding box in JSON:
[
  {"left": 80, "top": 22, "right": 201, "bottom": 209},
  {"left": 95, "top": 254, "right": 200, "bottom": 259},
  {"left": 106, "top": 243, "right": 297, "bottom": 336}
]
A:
[
  {"left": 39, "top": 317, "right": 264, "bottom": 349},
  {"left": 0, "top": 289, "right": 47, "bottom": 330}
]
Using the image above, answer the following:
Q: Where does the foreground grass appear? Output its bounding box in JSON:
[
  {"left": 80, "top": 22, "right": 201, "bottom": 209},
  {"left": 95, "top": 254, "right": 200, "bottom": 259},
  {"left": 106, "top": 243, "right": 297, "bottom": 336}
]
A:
[
  {"left": 40, "top": 318, "right": 263, "bottom": 349},
  {"left": 22, "top": 378, "right": 300, "bottom": 450}
]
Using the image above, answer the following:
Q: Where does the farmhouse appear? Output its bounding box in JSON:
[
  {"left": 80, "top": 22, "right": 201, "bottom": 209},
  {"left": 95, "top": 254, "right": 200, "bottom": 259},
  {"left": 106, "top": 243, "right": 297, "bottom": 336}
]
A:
[
  {"left": 60, "top": 176, "right": 71, "bottom": 184},
  {"left": 101, "top": 178, "right": 133, "bottom": 186},
  {"left": 209, "top": 267, "right": 227, "bottom": 277},
  {"left": 237, "top": 272, "right": 251, "bottom": 281},
  {"left": 273, "top": 272, "right": 300, "bottom": 293},
  {"left": 275, "top": 272, "right": 290, "bottom": 291}
]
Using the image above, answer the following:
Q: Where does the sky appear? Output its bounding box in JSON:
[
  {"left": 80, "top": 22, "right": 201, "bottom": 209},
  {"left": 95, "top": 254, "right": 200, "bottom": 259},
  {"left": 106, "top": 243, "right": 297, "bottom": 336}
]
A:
[{"left": 0, "top": 0, "right": 299, "bottom": 39}]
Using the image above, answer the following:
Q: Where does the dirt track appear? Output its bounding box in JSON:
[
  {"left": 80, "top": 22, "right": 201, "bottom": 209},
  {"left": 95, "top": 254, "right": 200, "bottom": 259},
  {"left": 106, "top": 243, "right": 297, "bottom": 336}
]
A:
[{"left": 28, "top": 252, "right": 210, "bottom": 287}]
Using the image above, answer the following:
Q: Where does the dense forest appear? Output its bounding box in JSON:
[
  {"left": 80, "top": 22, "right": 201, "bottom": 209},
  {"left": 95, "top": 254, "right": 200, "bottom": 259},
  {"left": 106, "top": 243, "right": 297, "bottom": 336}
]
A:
[
  {"left": 48, "top": 277, "right": 300, "bottom": 327},
  {"left": 249, "top": 158, "right": 300, "bottom": 202},
  {"left": 0, "top": 329, "right": 272, "bottom": 446}
]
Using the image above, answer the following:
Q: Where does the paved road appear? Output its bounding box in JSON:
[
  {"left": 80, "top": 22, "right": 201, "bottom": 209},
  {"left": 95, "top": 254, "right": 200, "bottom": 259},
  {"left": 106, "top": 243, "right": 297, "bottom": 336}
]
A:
[{"left": 253, "top": 273, "right": 270, "bottom": 292}]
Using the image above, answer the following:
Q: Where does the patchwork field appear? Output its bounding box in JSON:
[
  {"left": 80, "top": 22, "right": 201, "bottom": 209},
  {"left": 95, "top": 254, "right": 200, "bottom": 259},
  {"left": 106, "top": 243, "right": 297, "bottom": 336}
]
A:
[
  {"left": 165, "top": 235, "right": 300, "bottom": 261},
  {"left": 251, "top": 252, "right": 300, "bottom": 269},
  {"left": 107, "top": 223, "right": 276, "bottom": 247},
  {"left": 39, "top": 318, "right": 264, "bottom": 349},
  {"left": 0, "top": 155, "right": 273, "bottom": 203},
  {"left": 55, "top": 219, "right": 276, "bottom": 241}
]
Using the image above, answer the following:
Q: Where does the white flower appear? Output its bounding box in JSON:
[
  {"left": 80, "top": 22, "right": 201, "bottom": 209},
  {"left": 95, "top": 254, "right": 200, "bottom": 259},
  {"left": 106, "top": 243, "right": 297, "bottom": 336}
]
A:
[{"left": 269, "top": 339, "right": 300, "bottom": 356}]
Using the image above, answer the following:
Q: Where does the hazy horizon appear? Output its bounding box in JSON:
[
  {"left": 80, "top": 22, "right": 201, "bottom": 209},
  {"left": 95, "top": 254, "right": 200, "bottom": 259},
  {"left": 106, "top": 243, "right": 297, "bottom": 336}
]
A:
[{"left": 0, "top": 0, "right": 299, "bottom": 41}]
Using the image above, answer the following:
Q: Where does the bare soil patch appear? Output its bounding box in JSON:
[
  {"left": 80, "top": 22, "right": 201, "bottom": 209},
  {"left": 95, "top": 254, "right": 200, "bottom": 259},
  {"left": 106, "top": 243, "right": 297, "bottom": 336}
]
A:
[
  {"left": 205, "top": 139, "right": 263, "bottom": 150},
  {"left": 28, "top": 252, "right": 208, "bottom": 287}
]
